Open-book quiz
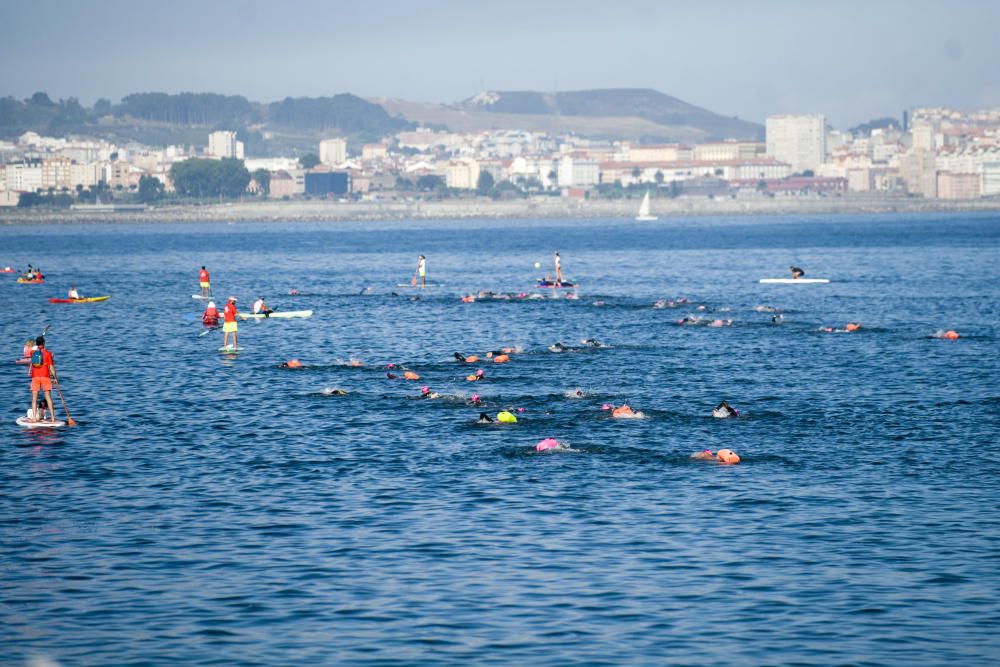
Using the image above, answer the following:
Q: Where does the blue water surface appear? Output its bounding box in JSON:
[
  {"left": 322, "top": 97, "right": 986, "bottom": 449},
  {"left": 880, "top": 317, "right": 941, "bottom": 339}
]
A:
[{"left": 1, "top": 212, "right": 999, "bottom": 666}]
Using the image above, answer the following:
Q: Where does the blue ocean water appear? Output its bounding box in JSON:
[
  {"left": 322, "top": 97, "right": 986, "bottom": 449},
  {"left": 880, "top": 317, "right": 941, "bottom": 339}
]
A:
[{"left": 1, "top": 213, "right": 999, "bottom": 666}]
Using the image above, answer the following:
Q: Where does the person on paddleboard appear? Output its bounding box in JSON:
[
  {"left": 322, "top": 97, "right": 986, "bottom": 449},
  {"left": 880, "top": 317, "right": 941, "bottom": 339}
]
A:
[
  {"left": 202, "top": 301, "right": 220, "bottom": 326},
  {"left": 68, "top": 285, "right": 80, "bottom": 299},
  {"left": 222, "top": 296, "right": 240, "bottom": 349},
  {"left": 554, "top": 252, "right": 563, "bottom": 284},
  {"left": 199, "top": 266, "right": 211, "bottom": 297},
  {"left": 790, "top": 265, "right": 804, "bottom": 279},
  {"left": 28, "top": 336, "right": 56, "bottom": 423},
  {"left": 416, "top": 255, "right": 426, "bottom": 288},
  {"left": 252, "top": 296, "right": 272, "bottom": 317}
]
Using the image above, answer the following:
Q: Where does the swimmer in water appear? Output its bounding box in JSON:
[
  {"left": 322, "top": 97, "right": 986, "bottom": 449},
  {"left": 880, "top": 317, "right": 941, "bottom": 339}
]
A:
[
  {"left": 469, "top": 393, "right": 482, "bottom": 406},
  {"left": 477, "top": 412, "right": 494, "bottom": 424},
  {"left": 691, "top": 449, "right": 741, "bottom": 464},
  {"left": 790, "top": 265, "right": 804, "bottom": 279},
  {"left": 581, "top": 338, "right": 604, "bottom": 348},
  {"left": 548, "top": 342, "right": 567, "bottom": 352},
  {"left": 420, "top": 386, "right": 442, "bottom": 399},
  {"left": 712, "top": 401, "right": 739, "bottom": 418},
  {"left": 322, "top": 387, "right": 347, "bottom": 396},
  {"left": 771, "top": 314, "right": 784, "bottom": 324},
  {"left": 281, "top": 359, "right": 303, "bottom": 369}
]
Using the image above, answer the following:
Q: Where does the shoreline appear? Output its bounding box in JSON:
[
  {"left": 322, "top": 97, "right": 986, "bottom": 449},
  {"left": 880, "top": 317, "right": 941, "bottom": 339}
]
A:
[{"left": 1, "top": 195, "right": 999, "bottom": 225}]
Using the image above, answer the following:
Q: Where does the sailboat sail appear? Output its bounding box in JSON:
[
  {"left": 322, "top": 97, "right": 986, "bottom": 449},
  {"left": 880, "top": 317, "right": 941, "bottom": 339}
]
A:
[{"left": 635, "top": 191, "right": 657, "bottom": 220}]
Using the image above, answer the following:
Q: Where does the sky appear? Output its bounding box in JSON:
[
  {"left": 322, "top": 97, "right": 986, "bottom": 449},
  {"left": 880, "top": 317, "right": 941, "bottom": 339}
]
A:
[{"left": 2, "top": 0, "right": 999, "bottom": 129}]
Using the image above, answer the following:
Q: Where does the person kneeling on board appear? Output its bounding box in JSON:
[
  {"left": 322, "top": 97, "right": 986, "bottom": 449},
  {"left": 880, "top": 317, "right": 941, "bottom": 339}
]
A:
[
  {"left": 252, "top": 296, "right": 273, "bottom": 317},
  {"left": 789, "top": 265, "right": 804, "bottom": 279},
  {"left": 202, "top": 301, "right": 220, "bottom": 326}
]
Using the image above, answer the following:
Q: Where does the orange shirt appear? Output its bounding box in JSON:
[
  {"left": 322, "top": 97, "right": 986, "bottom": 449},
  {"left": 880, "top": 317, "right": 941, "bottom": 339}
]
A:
[
  {"left": 223, "top": 302, "right": 238, "bottom": 322},
  {"left": 30, "top": 349, "right": 53, "bottom": 379},
  {"left": 200, "top": 269, "right": 210, "bottom": 282}
]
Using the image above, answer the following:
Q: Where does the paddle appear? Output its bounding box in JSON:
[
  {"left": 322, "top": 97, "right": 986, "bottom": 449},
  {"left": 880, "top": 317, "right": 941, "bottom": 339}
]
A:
[{"left": 53, "top": 378, "right": 76, "bottom": 426}]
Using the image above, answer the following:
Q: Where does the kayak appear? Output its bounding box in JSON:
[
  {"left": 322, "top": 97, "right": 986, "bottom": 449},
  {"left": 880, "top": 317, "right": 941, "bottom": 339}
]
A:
[
  {"left": 0, "top": 268, "right": 15, "bottom": 274},
  {"left": 17, "top": 278, "right": 44, "bottom": 284},
  {"left": 536, "top": 280, "right": 575, "bottom": 288},
  {"left": 16, "top": 416, "right": 66, "bottom": 428},
  {"left": 244, "top": 310, "right": 313, "bottom": 319},
  {"left": 48, "top": 296, "right": 111, "bottom": 303},
  {"left": 759, "top": 278, "right": 830, "bottom": 284}
]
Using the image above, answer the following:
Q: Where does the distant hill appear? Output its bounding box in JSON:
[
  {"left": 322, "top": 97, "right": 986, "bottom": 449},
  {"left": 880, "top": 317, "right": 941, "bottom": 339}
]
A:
[{"left": 379, "top": 88, "right": 762, "bottom": 143}]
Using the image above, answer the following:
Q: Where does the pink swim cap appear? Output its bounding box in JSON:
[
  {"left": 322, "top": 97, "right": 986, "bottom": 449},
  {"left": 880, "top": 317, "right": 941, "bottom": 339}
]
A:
[
  {"left": 471, "top": 393, "right": 480, "bottom": 401},
  {"left": 536, "top": 438, "right": 560, "bottom": 451},
  {"left": 476, "top": 369, "right": 484, "bottom": 377},
  {"left": 421, "top": 386, "right": 429, "bottom": 394},
  {"left": 517, "top": 407, "right": 525, "bottom": 413},
  {"left": 601, "top": 403, "right": 612, "bottom": 410}
]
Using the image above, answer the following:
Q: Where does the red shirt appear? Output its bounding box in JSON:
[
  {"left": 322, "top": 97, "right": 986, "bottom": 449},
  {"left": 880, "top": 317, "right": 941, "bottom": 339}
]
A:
[
  {"left": 224, "top": 302, "right": 238, "bottom": 323},
  {"left": 30, "top": 349, "right": 54, "bottom": 379},
  {"left": 200, "top": 269, "right": 210, "bottom": 282}
]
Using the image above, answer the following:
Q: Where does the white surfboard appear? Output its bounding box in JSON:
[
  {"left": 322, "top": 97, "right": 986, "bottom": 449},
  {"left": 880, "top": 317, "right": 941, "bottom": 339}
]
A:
[
  {"left": 759, "top": 278, "right": 830, "bottom": 284},
  {"left": 192, "top": 294, "right": 214, "bottom": 300},
  {"left": 243, "top": 310, "right": 313, "bottom": 319},
  {"left": 16, "top": 416, "right": 66, "bottom": 428},
  {"left": 218, "top": 346, "right": 243, "bottom": 353}
]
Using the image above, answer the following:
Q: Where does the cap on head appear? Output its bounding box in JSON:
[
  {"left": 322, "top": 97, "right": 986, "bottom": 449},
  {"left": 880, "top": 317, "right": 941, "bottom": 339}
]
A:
[
  {"left": 207, "top": 301, "right": 215, "bottom": 308},
  {"left": 35, "top": 336, "right": 45, "bottom": 346},
  {"left": 421, "top": 386, "right": 429, "bottom": 394},
  {"left": 228, "top": 296, "right": 237, "bottom": 302},
  {"left": 475, "top": 369, "right": 484, "bottom": 376}
]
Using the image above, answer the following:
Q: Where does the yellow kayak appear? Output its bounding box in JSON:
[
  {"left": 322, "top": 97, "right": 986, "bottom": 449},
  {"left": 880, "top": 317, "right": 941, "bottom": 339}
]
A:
[{"left": 48, "top": 296, "right": 111, "bottom": 303}]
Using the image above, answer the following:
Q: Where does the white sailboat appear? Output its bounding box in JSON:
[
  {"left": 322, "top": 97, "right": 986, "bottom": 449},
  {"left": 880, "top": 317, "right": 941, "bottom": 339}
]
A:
[{"left": 635, "top": 191, "right": 657, "bottom": 221}]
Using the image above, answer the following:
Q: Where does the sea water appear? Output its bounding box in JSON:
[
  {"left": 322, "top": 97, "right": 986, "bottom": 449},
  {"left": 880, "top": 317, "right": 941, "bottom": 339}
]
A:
[{"left": 1, "top": 213, "right": 998, "bottom": 665}]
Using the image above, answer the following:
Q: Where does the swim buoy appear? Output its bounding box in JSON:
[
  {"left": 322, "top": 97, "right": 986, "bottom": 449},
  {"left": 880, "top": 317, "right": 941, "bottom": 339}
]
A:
[
  {"left": 285, "top": 359, "right": 303, "bottom": 369},
  {"left": 716, "top": 449, "right": 741, "bottom": 464},
  {"left": 465, "top": 355, "right": 479, "bottom": 363},
  {"left": 845, "top": 323, "right": 861, "bottom": 332},
  {"left": 536, "top": 437, "right": 560, "bottom": 451},
  {"left": 493, "top": 354, "right": 509, "bottom": 364},
  {"left": 612, "top": 405, "right": 634, "bottom": 418},
  {"left": 465, "top": 374, "right": 479, "bottom": 382},
  {"left": 403, "top": 371, "right": 420, "bottom": 380},
  {"left": 944, "top": 330, "right": 959, "bottom": 340},
  {"left": 497, "top": 411, "right": 517, "bottom": 423}
]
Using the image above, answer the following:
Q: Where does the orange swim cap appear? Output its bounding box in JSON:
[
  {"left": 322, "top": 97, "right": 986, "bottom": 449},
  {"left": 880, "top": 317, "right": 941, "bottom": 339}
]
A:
[
  {"left": 403, "top": 371, "right": 420, "bottom": 380},
  {"left": 944, "top": 330, "right": 959, "bottom": 340},
  {"left": 465, "top": 355, "right": 479, "bottom": 363},
  {"left": 716, "top": 449, "right": 741, "bottom": 464},
  {"left": 493, "top": 354, "right": 509, "bottom": 364},
  {"left": 286, "top": 359, "right": 302, "bottom": 369}
]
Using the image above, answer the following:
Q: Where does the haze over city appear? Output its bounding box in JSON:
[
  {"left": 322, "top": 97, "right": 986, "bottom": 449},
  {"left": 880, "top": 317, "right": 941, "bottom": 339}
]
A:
[{"left": 3, "top": 0, "right": 999, "bottom": 128}]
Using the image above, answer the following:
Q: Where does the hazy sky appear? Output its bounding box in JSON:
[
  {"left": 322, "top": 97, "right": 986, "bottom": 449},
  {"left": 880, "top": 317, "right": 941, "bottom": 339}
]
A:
[{"left": 2, "top": 0, "right": 998, "bottom": 128}]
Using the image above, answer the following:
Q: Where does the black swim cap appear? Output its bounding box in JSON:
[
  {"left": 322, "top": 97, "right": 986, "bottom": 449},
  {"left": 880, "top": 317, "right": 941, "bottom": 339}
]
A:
[{"left": 35, "top": 336, "right": 45, "bottom": 346}]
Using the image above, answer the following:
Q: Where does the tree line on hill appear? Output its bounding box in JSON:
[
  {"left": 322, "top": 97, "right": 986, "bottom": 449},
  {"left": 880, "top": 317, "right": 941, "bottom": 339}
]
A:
[{"left": 0, "top": 91, "right": 413, "bottom": 141}]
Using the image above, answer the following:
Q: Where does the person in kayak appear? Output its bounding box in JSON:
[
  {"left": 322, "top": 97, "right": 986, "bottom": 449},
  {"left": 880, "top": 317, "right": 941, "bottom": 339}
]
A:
[
  {"left": 790, "top": 265, "right": 804, "bottom": 279},
  {"left": 222, "top": 296, "right": 240, "bottom": 349},
  {"left": 28, "top": 336, "right": 56, "bottom": 423},
  {"left": 202, "top": 301, "right": 220, "bottom": 326},
  {"left": 68, "top": 285, "right": 81, "bottom": 299},
  {"left": 417, "top": 255, "right": 426, "bottom": 288},
  {"left": 199, "top": 266, "right": 211, "bottom": 297},
  {"left": 252, "top": 296, "right": 272, "bottom": 317}
]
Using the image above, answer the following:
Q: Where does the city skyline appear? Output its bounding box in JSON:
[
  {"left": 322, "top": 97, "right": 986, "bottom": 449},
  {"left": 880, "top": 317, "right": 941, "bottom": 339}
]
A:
[{"left": 2, "top": 0, "right": 999, "bottom": 129}]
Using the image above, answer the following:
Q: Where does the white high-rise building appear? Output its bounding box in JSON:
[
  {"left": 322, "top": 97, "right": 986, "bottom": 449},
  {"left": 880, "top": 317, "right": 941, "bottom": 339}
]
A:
[
  {"left": 207, "top": 131, "right": 244, "bottom": 159},
  {"left": 766, "top": 114, "right": 826, "bottom": 173},
  {"left": 319, "top": 138, "right": 347, "bottom": 166}
]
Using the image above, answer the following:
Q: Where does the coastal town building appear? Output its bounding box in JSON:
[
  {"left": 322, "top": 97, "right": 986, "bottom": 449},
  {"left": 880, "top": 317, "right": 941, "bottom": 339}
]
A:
[
  {"left": 766, "top": 114, "right": 826, "bottom": 173},
  {"left": 207, "top": 131, "right": 244, "bottom": 159},
  {"left": 319, "top": 138, "right": 347, "bottom": 166}
]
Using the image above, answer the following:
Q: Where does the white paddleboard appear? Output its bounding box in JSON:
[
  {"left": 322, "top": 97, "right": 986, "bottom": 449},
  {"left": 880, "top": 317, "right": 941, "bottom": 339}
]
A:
[
  {"left": 218, "top": 346, "right": 243, "bottom": 353},
  {"left": 16, "top": 416, "right": 66, "bottom": 428},
  {"left": 243, "top": 310, "right": 313, "bottom": 319},
  {"left": 395, "top": 283, "right": 443, "bottom": 288},
  {"left": 192, "top": 294, "right": 215, "bottom": 300},
  {"left": 759, "top": 278, "right": 830, "bottom": 284}
]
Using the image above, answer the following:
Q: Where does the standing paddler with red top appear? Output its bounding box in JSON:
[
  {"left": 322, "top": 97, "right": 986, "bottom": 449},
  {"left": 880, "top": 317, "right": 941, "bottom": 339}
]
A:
[
  {"left": 222, "top": 296, "right": 240, "bottom": 350},
  {"left": 199, "top": 266, "right": 211, "bottom": 298},
  {"left": 28, "top": 336, "right": 57, "bottom": 422}
]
